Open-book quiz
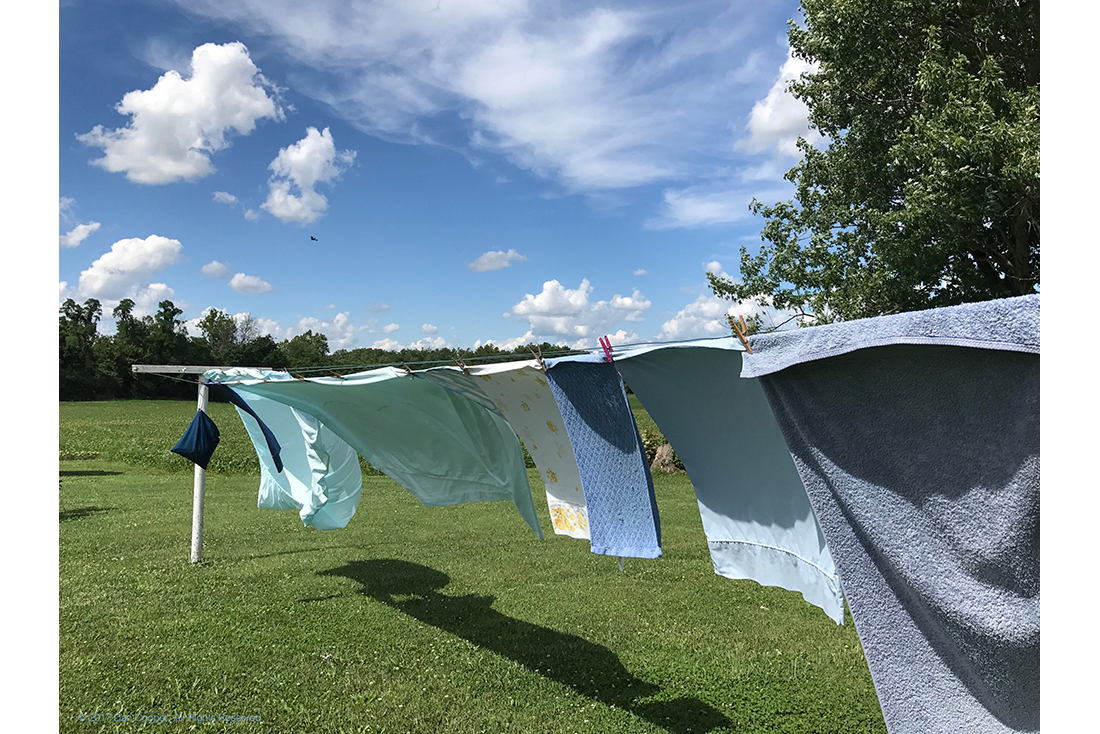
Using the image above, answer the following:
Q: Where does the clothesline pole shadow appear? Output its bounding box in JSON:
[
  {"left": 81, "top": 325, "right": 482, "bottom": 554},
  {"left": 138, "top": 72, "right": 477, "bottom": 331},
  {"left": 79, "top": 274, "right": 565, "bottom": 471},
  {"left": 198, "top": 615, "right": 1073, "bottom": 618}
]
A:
[
  {"left": 320, "top": 559, "right": 730, "bottom": 734},
  {"left": 59, "top": 470, "right": 123, "bottom": 477},
  {"left": 59, "top": 506, "right": 110, "bottom": 522}
]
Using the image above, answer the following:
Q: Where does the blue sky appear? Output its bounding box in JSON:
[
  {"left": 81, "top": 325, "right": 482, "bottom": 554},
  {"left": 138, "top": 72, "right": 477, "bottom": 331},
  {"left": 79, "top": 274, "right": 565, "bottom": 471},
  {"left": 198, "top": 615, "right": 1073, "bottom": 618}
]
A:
[{"left": 59, "top": 0, "right": 826, "bottom": 352}]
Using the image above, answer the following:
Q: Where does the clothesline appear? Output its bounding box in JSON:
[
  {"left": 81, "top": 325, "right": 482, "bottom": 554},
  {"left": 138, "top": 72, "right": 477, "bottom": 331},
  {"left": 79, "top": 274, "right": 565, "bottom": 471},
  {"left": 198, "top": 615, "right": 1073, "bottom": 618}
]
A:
[
  {"left": 165, "top": 295, "right": 1039, "bottom": 734},
  {"left": 143, "top": 333, "right": 748, "bottom": 382},
  {"left": 269, "top": 333, "right": 746, "bottom": 375}
]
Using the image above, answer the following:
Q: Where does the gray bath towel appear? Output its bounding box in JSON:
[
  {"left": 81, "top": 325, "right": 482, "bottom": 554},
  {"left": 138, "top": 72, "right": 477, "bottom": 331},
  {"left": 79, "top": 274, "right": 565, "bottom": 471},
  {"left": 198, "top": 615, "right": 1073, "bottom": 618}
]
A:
[{"left": 743, "top": 295, "right": 1039, "bottom": 733}]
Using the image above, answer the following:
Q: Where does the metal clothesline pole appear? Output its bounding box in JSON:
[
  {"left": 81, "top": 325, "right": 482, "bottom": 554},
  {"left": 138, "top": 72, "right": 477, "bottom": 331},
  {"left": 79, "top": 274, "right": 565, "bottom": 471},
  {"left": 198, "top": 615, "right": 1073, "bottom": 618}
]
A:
[
  {"left": 132, "top": 365, "right": 268, "bottom": 564},
  {"left": 190, "top": 379, "right": 209, "bottom": 563}
]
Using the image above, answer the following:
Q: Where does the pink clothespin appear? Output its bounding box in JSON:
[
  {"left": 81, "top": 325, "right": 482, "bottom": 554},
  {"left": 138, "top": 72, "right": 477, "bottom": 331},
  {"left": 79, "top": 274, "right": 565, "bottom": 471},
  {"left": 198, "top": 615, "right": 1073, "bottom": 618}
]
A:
[{"left": 598, "top": 335, "right": 614, "bottom": 363}]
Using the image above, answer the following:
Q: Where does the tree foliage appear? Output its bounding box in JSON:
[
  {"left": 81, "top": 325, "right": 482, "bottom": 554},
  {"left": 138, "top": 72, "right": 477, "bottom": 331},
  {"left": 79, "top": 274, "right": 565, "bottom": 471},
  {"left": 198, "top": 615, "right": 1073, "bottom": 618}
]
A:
[
  {"left": 709, "top": 0, "right": 1039, "bottom": 322},
  {"left": 59, "top": 299, "right": 582, "bottom": 400}
]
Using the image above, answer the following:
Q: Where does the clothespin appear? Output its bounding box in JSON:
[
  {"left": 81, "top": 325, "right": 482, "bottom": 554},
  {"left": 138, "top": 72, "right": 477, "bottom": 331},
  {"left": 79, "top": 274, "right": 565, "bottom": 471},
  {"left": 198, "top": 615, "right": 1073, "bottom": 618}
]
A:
[
  {"left": 528, "top": 345, "right": 547, "bottom": 371},
  {"left": 598, "top": 335, "right": 614, "bottom": 363},
  {"left": 400, "top": 362, "right": 414, "bottom": 376},
  {"left": 730, "top": 315, "right": 754, "bottom": 354},
  {"left": 453, "top": 358, "right": 471, "bottom": 376},
  {"left": 291, "top": 372, "right": 309, "bottom": 381},
  {"left": 328, "top": 371, "right": 345, "bottom": 380}
]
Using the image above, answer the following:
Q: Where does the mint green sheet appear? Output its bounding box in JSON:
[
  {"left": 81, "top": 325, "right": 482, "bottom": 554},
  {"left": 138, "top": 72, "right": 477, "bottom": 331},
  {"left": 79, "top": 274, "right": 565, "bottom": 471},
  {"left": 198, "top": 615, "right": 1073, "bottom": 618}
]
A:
[{"left": 205, "top": 368, "right": 543, "bottom": 539}]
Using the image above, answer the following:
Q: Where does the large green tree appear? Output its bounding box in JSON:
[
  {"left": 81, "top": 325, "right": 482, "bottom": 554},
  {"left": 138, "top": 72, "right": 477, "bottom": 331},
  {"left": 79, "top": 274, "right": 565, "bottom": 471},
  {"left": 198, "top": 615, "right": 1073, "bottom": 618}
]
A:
[
  {"left": 279, "top": 330, "right": 330, "bottom": 370},
  {"left": 710, "top": 0, "right": 1039, "bottom": 322}
]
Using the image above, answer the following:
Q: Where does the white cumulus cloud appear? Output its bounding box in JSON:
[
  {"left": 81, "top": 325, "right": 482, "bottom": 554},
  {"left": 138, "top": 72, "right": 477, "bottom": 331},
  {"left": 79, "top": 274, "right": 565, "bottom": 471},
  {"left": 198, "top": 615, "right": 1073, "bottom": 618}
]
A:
[
  {"left": 509, "top": 278, "right": 651, "bottom": 341},
  {"left": 201, "top": 260, "right": 232, "bottom": 278},
  {"left": 370, "top": 335, "right": 450, "bottom": 351},
  {"left": 60, "top": 222, "right": 101, "bottom": 249},
  {"left": 78, "top": 235, "right": 182, "bottom": 300},
  {"left": 421, "top": 323, "right": 438, "bottom": 334},
  {"left": 212, "top": 191, "right": 238, "bottom": 204},
  {"left": 131, "top": 283, "right": 178, "bottom": 317},
  {"left": 78, "top": 42, "right": 283, "bottom": 184},
  {"left": 262, "top": 127, "right": 356, "bottom": 224},
  {"left": 241, "top": 311, "right": 371, "bottom": 350},
  {"left": 244, "top": 208, "right": 260, "bottom": 221},
  {"left": 467, "top": 248, "right": 529, "bottom": 272},
  {"left": 633, "top": 269, "right": 647, "bottom": 276},
  {"left": 229, "top": 273, "right": 273, "bottom": 293},
  {"left": 294, "top": 312, "right": 366, "bottom": 349},
  {"left": 382, "top": 323, "right": 400, "bottom": 334},
  {"left": 737, "top": 46, "right": 820, "bottom": 157},
  {"left": 372, "top": 337, "right": 401, "bottom": 350},
  {"left": 658, "top": 261, "right": 804, "bottom": 340},
  {"left": 408, "top": 336, "right": 449, "bottom": 350}
]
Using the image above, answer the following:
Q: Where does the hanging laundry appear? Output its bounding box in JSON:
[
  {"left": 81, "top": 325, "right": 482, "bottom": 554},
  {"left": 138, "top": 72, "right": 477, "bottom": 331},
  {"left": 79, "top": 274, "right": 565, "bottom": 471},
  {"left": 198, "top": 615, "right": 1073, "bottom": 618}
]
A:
[
  {"left": 209, "top": 383, "right": 283, "bottom": 472},
  {"left": 418, "top": 361, "right": 590, "bottom": 539},
  {"left": 229, "top": 390, "right": 362, "bottom": 531},
  {"left": 204, "top": 367, "right": 544, "bottom": 540},
  {"left": 544, "top": 354, "right": 660, "bottom": 558},
  {"left": 743, "top": 294, "right": 1039, "bottom": 734},
  {"left": 170, "top": 409, "right": 220, "bottom": 470},
  {"left": 611, "top": 338, "right": 843, "bottom": 624}
]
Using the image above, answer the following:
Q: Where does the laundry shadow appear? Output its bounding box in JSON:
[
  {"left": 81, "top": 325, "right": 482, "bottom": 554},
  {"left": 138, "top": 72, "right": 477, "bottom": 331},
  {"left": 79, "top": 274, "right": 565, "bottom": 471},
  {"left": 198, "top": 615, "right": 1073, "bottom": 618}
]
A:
[
  {"left": 59, "top": 470, "right": 122, "bottom": 477},
  {"left": 60, "top": 506, "right": 109, "bottom": 522},
  {"left": 321, "top": 559, "right": 730, "bottom": 734}
]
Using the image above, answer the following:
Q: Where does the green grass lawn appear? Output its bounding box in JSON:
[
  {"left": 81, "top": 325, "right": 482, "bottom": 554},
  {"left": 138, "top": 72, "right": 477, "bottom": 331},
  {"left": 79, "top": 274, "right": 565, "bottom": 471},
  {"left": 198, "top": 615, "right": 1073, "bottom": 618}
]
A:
[{"left": 60, "top": 401, "right": 885, "bottom": 733}]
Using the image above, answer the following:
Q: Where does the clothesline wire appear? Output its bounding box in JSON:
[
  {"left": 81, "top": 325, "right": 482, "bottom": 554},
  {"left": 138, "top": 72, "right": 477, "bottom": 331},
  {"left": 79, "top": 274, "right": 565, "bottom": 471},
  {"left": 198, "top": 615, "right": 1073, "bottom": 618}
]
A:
[
  {"left": 141, "top": 332, "right": 742, "bottom": 382},
  {"left": 287, "top": 333, "right": 739, "bottom": 375}
]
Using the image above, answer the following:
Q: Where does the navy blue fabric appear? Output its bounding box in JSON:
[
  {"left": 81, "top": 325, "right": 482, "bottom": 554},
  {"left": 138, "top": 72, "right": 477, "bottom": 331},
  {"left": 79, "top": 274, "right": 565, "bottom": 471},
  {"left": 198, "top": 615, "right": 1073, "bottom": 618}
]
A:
[
  {"left": 209, "top": 383, "right": 283, "bottom": 472},
  {"left": 171, "top": 409, "right": 221, "bottom": 470}
]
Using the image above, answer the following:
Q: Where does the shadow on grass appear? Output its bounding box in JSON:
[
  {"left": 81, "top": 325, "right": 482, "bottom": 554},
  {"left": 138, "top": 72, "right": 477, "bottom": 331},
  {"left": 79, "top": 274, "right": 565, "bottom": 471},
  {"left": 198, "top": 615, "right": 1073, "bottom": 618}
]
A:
[
  {"left": 246, "top": 545, "right": 364, "bottom": 562},
  {"left": 60, "top": 506, "right": 110, "bottom": 522},
  {"left": 321, "top": 559, "right": 730, "bottom": 734},
  {"left": 59, "top": 470, "right": 123, "bottom": 477}
]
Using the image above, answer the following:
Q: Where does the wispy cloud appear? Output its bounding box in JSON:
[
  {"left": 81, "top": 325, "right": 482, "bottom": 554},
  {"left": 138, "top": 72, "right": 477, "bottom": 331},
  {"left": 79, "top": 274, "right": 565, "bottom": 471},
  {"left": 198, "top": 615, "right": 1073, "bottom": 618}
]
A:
[
  {"left": 168, "top": 1, "right": 784, "bottom": 192},
  {"left": 467, "top": 248, "right": 528, "bottom": 272},
  {"left": 60, "top": 222, "right": 101, "bottom": 249}
]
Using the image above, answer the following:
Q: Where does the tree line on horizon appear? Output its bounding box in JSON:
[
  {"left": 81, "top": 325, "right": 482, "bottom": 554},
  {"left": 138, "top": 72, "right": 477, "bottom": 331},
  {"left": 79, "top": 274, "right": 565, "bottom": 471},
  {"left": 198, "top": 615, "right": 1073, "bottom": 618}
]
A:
[{"left": 59, "top": 298, "right": 573, "bottom": 401}]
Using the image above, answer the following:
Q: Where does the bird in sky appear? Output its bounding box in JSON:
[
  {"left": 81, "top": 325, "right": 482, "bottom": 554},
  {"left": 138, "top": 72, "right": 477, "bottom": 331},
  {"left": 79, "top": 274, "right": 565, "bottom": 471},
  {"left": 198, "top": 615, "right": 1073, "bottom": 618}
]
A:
[{"left": 310, "top": 236, "right": 318, "bottom": 241}]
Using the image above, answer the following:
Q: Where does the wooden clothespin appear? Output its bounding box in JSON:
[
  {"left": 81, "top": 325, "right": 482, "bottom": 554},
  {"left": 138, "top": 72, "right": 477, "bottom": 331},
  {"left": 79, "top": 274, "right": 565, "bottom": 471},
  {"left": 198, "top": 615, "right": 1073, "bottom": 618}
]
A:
[
  {"left": 453, "top": 358, "right": 471, "bottom": 376},
  {"left": 291, "top": 372, "right": 309, "bottom": 381},
  {"left": 528, "top": 345, "right": 547, "bottom": 371},
  {"left": 598, "top": 335, "right": 614, "bottom": 363},
  {"left": 400, "top": 362, "right": 414, "bottom": 376},
  {"left": 328, "top": 371, "right": 345, "bottom": 380},
  {"left": 730, "top": 315, "right": 754, "bottom": 354}
]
